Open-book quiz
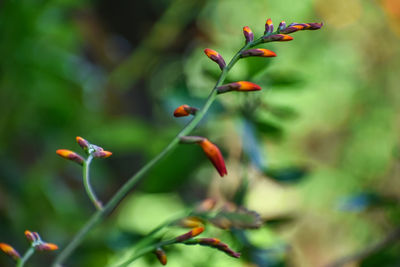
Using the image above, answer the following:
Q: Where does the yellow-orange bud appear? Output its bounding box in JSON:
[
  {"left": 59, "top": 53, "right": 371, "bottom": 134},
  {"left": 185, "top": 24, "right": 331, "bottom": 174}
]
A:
[
  {"left": 36, "top": 242, "right": 58, "bottom": 251},
  {"left": 175, "top": 227, "right": 205, "bottom": 242},
  {"left": 56, "top": 149, "right": 84, "bottom": 165},
  {"left": 198, "top": 139, "right": 227, "bottom": 177},
  {"left": 154, "top": 248, "right": 167, "bottom": 265},
  {"left": 0, "top": 243, "right": 20, "bottom": 261},
  {"left": 173, "top": 104, "right": 198, "bottom": 117}
]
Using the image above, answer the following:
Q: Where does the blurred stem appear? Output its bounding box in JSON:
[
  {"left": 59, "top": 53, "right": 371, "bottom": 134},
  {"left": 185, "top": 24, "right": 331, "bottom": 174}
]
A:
[
  {"left": 52, "top": 36, "right": 266, "bottom": 267},
  {"left": 83, "top": 155, "right": 103, "bottom": 210},
  {"left": 16, "top": 247, "right": 34, "bottom": 267}
]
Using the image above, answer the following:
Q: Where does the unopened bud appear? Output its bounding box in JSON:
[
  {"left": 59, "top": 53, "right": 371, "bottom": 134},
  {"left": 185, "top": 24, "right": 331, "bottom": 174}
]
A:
[
  {"left": 173, "top": 105, "right": 198, "bottom": 117},
  {"left": 0, "top": 243, "right": 20, "bottom": 261},
  {"left": 36, "top": 242, "right": 58, "bottom": 251},
  {"left": 264, "top": 18, "right": 273, "bottom": 34},
  {"left": 217, "top": 81, "right": 261, "bottom": 94},
  {"left": 204, "top": 48, "right": 226, "bottom": 70},
  {"left": 175, "top": 227, "right": 204, "bottom": 242},
  {"left": 241, "top": 48, "right": 276, "bottom": 58},
  {"left": 262, "top": 34, "right": 293, "bottom": 42},
  {"left": 242, "top": 26, "right": 254, "bottom": 43},
  {"left": 154, "top": 248, "right": 167, "bottom": 265},
  {"left": 56, "top": 149, "right": 84, "bottom": 165},
  {"left": 76, "top": 136, "right": 90, "bottom": 151},
  {"left": 92, "top": 150, "right": 112, "bottom": 158}
]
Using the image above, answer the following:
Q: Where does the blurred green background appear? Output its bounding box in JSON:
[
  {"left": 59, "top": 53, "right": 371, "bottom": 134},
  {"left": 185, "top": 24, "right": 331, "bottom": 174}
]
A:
[{"left": 1, "top": 0, "right": 400, "bottom": 266}]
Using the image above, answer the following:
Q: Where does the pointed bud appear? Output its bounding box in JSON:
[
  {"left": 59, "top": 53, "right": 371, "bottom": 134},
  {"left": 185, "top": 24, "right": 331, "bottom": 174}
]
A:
[
  {"left": 198, "top": 139, "right": 227, "bottom": 177},
  {"left": 278, "top": 21, "right": 286, "bottom": 32},
  {"left": 173, "top": 105, "right": 198, "bottom": 117},
  {"left": 204, "top": 48, "right": 226, "bottom": 70},
  {"left": 92, "top": 150, "right": 112, "bottom": 158},
  {"left": 175, "top": 227, "right": 205, "bottom": 242},
  {"left": 217, "top": 81, "right": 261, "bottom": 94},
  {"left": 185, "top": 238, "right": 241, "bottom": 258},
  {"left": 25, "top": 230, "right": 39, "bottom": 243},
  {"left": 0, "top": 243, "right": 20, "bottom": 261},
  {"left": 36, "top": 242, "right": 58, "bottom": 251},
  {"left": 264, "top": 18, "right": 274, "bottom": 34},
  {"left": 241, "top": 48, "right": 276, "bottom": 58},
  {"left": 154, "top": 248, "right": 167, "bottom": 265},
  {"left": 305, "top": 22, "right": 323, "bottom": 30},
  {"left": 76, "top": 136, "right": 90, "bottom": 151},
  {"left": 242, "top": 26, "right": 254, "bottom": 43},
  {"left": 281, "top": 22, "right": 323, "bottom": 33},
  {"left": 56, "top": 149, "right": 84, "bottom": 165},
  {"left": 177, "top": 216, "right": 204, "bottom": 228},
  {"left": 262, "top": 34, "right": 293, "bottom": 42}
]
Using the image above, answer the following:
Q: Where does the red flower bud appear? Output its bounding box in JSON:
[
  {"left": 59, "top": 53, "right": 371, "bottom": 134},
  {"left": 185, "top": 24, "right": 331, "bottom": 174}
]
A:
[
  {"left": 264, "top": 18, "right": 273, "bottom": 34},
  {"left": 204, "top": 48, "right": 226, "bottom": 70},
  {"left": 173, "top": 104, "right": 198, "bottom": 117},
  {"left": 241, "top": 48, "right": 276, "bottom": 58},
  {"left": 217, "top": 81, "right": 261, "bottom": 94},
  {"left": 56, "top": 149, "right": 84, "bottom": 165},
  {"left": 242, "top": 26, "right": 254, "bottom": 43},
  {"left": 198, "top": 139, "right": 227, "bottom": 177},
  {"left": 0, "top": 243, "right": 20, "bottom": 261},
  {"left": 36, "top": 242, "right": 58, "bottom": 251},
  {"left": 262, "top": 34, "right": 293, "bottom": 42},
  {"left": 154, "top": 248, "right": 167, "bottom": 265},
  {"left": 175, "top": 227, "right": 204, "bottom": 242},
  {"left": 92, "top": 150, "right": 112, "bottom": 158},
  {"left": 76, "top": 136, "right": 90, "bottom": 151}
]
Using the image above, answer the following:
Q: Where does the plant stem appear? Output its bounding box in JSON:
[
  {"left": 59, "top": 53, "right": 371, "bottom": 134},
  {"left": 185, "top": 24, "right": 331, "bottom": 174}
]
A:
[
  {"left": 83, "top": 155, "right": 103, "bottom": 210},
  {"left": 16, "top": 247, "right": 35, "bottom": 267},
  {"left": 52, "top": 36, "right": 264, "bottom": 267}
]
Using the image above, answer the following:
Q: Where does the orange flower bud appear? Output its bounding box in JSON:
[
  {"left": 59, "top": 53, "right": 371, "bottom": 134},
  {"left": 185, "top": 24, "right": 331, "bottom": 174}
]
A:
[
  {"left": 0, "top": 243, "right": 20, "bottom": 261},
  {"left": 242, "top": 26, "right": 254, "bottom": 43},
  {"left": 263, "top": 34, "right": 293, "bottom": 42},
  {"left": 217, "top": 81, "right": 261, "bottom": 94},
  {"left": 56, "top": 149, "right": 84, "bottom": 165},
  {"left": 173, "top": 104, "right": 198, "bottom": 117},
  {"left": 36, "top": 242, "right": 58, "bottom": 251},
  {"left": 198, "top": 139, "right": 227, "bottom": 177},
  {"left": 92, "top": 150, "right": 112, "bottom": 158},
  {"left": 204, "top": 48, "right": 226, "bottom": 70},
  {"left": 241, "top": 48, "right": 276, "bottom": 58},
  {"left": 264, "top": 18, "right": 273, "bottom": 34},
  {"left": 76, "top": 136, "right": 90, "bottom": 151},
  {"left": 25, "top": 230, "right": 39, "bottom": 243},
  {"left": 175, "top": 227, "right": 205, "bottom": 242},
  {"left": 154, "top": 248, "right": 167, "bottom": 265},
  {"left": 178, "top": 216, "right": 204, "bottom": 228},
  {"left": 184, "top": 238, "right": 241, "bottom": 258}
]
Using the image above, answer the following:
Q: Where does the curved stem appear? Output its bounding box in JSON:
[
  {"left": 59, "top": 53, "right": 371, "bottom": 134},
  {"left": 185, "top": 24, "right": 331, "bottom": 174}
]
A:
[
  {"left": 52, "top": 36, "right": 265, "bottom": 267},
  {"left": 16, "top": 247, "right": 35, "bottom": 267},
  {"left": 83, "top": 155, "right": 103, "bottom": 210}
]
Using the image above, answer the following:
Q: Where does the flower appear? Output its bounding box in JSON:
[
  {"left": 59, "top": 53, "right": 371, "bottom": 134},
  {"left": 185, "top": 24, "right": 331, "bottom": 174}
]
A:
[
  {"left": 154, "top": 248, "right": 167, "bottom": 265},
  {"left": 0, "top": 243, "right": 20, "bottom": 261},
  {"left": 198, "top": 139, "right": 228, "bottom": 177},
  {"left": 242, "top": 26, "right": 254, "bottom": 43},
  {"left": 241, "top": 48, "right": 276, "bottom": 58},
  {"left": 204, "top": 48, "right": 226, "bottom": 70},
  {"left": 185, "top": 238, "right": 241, "bottom": 258},
  {"left": 217, "top": 81, "right": 261, "bottom": 94},
  {"left": 92, "top": 150, "right": 112, "bottom": 158},
  {"left": 56, "top": 149, "right": 84, "bottom": 165},
  {"left": 76, "top": 136, "right": 90, "bottom": 151},
  {"left": 175, "top": 227, "right": 205, "bottom": 242},
  {"left": 262, "top": 34, "right": 293, "bottom": 42},
  {"left": 173, "top": 104, "right": 198, "bottom": 117},
  {"left": 36, "top": 242, "right": 59, "bottom": 251}
]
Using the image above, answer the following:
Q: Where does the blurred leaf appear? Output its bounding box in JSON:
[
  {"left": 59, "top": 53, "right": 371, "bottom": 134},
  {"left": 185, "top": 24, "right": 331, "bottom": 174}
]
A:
[
  {"left": 268, "top": 105, "right": 299, "bottom": 121},
  {"left": 337, "top": 192, "right": 399, "bottom": 212},
  {"left": 252, "top": 118, "right": 284, "bottom": 140},
  {"left": 260, "top": 71, "right": 304, "bottom": 88},
  {"left": 264, "top": 166, "right": 309, "bottom": 184},
  {"left": 209, "top": 204, "right": 262, "bottom": 230},
  {"left": 241, "top": 119, "right": 266, "bottom": 170}
]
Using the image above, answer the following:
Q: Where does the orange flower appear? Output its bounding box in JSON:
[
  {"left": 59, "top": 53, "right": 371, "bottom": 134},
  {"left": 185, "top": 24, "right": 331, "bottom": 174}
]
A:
[
  {"left": 173, "top": 104, "right": 198, "bottom": 117},
  {"left": 0, "top": 243, "right": 20, "bottom": 261},
  {"left": 264, "top": 18, "right": 273, "bottom": 34},
  {"left": 198, "top": 139, "right": 228, "bottom": 177},
  {"left": 175, "top": 227, "right": 205, "bottom": 242},
  {"left": 154, "top": 248, "right": 167, "bottom": 265},
  {"left": 263, "top": 34, "right": 293, "bottom": 42},
  {"left": 241, "top": 48, "right": 277, "bottom": 58},
  {"left": 36, "top": 242, "right": 59, "bottom": 251},
  {"left": 204, "top": 48, "right": 226, "bottom": 70},
  {"left": 56, "top": 149, "right": 84, "bottom": 165},
  {"left": 217, "top": 81, "right": 261, "bottom": 94},
  {"left": 242, "top": 26, "right": 254, "bottom": 43}
]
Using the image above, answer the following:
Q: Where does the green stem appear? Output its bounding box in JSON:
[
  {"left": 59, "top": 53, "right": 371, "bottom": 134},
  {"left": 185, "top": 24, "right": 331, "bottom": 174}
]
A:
[
  {"left": 52, "top": 36, "right": 265, "bottom": 267},
  {"left": 16, "top": 247, "right": 35, "bottom": 267},
  {"left": 83, "top": 155, "right": 103, "bottom": 210}
]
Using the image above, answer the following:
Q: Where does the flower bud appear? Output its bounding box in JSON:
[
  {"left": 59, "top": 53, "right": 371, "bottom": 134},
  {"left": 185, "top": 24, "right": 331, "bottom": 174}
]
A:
[
  {"left": 76, "top": 136, "right": 90, "bottom": 151},
  {"left": 25, "top": 230, "right": 39, "bottom": 243},
  {"left": 264, "top": 18, "right": 273, "bottom": 34},
  {"left": 56, "top": 149, "right": 84, "bottom": 165},
  {"left": 0, "top": 243, "right": 20, "bottom": 261},
  {"left": 185, "top": 238, "right": 241, "bottom": 258},
  {"left": 177, "top": 216, "right": 204, "bottom": 228},
  {"left": 262, "top": 34, "right": 293, "bottom": 42},
  {"left": 92, "top": 150, "right": 112, "bottom": 158},
  {"left": 217, "top": 81, "right": 261, "bottom": 94},
  {"left": 242, "top": 26, "right": 254, "bottom": 43},
  {"left": 278, "top": 21, "right": 286, "bottom": 32},
  {"left": 154, "top": 248, "right": 167, "bottom": 265},
  {"left": 198, "top": 139, "right": 227, "bottom": 177},
  {"left": 36, "top": 242, "right": 58, "bottom": 251},
  {"left": 173, "top": 104, "right": 198, "bottom": 117},
  {"left": 241, "top": 48, "right": 276, "bottom": 58},
  {"left": 204, "top": 48, "right": 226, "bottom": 70},
  {"left": 175, "top": 227, "right": 204, "bottom": 242}
]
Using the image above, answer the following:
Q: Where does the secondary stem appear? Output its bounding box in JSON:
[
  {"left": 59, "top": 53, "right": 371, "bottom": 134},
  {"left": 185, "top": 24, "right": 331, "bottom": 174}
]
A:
[
  {"left": 83, "top": 155, "right": 103, "bottom": 210},
  {"left": 52, "top": 36, "right": 264, "bottom": 267},
  {"left": 16, "top": 247, "right": 35, "bottom": 267}
]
